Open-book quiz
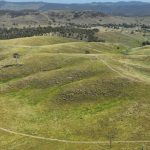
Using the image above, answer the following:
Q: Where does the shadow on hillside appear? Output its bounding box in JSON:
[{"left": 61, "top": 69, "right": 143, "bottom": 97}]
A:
[{"left": 0, "top": 64, "right": 23, "bottom": 69}]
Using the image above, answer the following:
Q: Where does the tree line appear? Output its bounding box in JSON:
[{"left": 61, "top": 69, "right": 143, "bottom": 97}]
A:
[
  {"left": 0, "top": 10, "right": 39, "bottom": 18},
  {"left": 0, "top": 26, "right": 102, "bottom": 42}
]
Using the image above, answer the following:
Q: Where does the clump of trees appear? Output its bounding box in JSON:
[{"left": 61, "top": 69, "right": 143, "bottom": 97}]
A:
[{"left": 142, "top": 41, "right": 150, "bottom": 46}]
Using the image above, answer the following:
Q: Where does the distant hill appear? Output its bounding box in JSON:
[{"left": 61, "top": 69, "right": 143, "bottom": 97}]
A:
[{"left": 0, "top": 1, "right": 150, "bottom": 16}]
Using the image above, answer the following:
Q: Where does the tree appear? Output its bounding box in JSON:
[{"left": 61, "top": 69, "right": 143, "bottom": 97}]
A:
[
  {"left": 107, "top": 128, "right": 117, "bottom": 148},
  {"left": 13, "top": 53, "right": 20, "bottom": 65},
  {"left": 99, "top": 118, "right": 118, "bottom": 149}
]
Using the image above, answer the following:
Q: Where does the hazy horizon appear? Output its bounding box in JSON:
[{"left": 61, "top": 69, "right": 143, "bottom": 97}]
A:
[{"left": 3, "top": 0, "right": 150, "bottom": 4}]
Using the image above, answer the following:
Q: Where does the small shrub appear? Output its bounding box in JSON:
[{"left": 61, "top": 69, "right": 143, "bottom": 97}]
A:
[{"left": 85, "top": 50, "right": 90, "bottom": 54}]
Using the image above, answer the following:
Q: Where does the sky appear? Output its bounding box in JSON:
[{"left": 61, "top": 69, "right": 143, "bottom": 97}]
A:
[{"left": 6, "top": 0, "right": 150, "bottom": 3}]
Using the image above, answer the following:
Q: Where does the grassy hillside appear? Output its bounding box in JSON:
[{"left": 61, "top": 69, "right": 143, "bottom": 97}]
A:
[
  {"left": 96, "top": 31, "right": 145, "bottom": 48},
  {"left": 0, "top": 35, "right": 149, "bottom": 150},
  {"left": 0, "top": 36, "right": 78, "bottom": 46},
  {"left": 129, "top": 46, "right": 150, "bottom": 55}
]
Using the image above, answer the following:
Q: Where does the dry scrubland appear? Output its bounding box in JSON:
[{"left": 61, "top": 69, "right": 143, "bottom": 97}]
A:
[{"left": 0, "top": 34, "right": 150, "bottom": 150}]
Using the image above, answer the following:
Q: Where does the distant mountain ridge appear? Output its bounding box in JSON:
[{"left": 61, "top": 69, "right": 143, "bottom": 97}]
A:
[{"left": 0, "top": 1, "right": 150, "bottom": 16}]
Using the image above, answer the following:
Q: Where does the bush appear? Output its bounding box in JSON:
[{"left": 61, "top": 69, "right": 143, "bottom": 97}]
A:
[
  {"left": 142, "top": 41, "right": 150, "bottom": 46},
  {"left": 85, "top": 50, "right": 90, "bottom": 54}
]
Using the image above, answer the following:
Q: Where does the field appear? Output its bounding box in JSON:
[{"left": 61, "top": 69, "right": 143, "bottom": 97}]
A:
[{"left": 0, "top": 34, "right": 150, "bottom": 150}]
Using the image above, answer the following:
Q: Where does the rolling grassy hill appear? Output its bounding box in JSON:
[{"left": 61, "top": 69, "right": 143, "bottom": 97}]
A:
[{"left": 0, "top": 35, "right": 150, "bottom": 150}]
